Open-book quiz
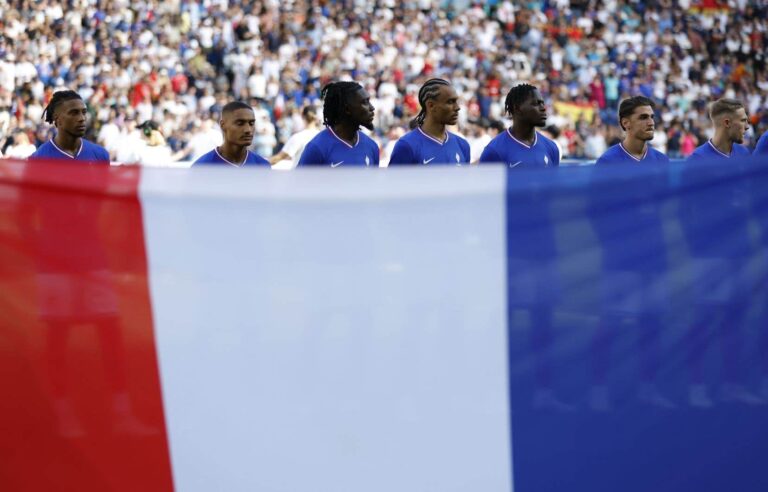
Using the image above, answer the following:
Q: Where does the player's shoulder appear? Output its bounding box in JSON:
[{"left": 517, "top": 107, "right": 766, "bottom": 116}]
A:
[
  {"left": 359, "top": 131, "right": 379, "bottom": 147},
  {"left": 448, "top": 131, "right": 470, "bottom": 146},
  {"left": 193, "top": 149, "right": 218, "bottom": 165},
  {"left": 247, "top": 151, "right": 270, "bottom": 165},
  {"left": 536, "top": 131, "right": 557, "bottom": 147},
  {"left": 733, "top": 143, "right": 751, "bottom": 156},
  {"left": 648, "top": 146, "right": 670, "bottom": 162},
  {"left": 29, "top": 141, "right": 52, "bottom": 158},
  {"left": 83, "top": 139, "right": 110, "bottom": 158}
]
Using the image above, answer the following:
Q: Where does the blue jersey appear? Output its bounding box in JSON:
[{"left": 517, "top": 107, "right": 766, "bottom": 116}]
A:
[
  {"left": 687, "top": 140, "right": 751, "bottom": 162},
  {"left": 388, "top": 128, "right": 470, "bottom": 166},
  {"left": 479, "top": 130, "right": 560, "bottom": 168},
  {"left": 595, "top": 143, "right": 670, "bottom": 166},
  {"left": 297, "top": 128, "right": 379, "bottom": 167},
  {"left": 753, "top": 132, "right": 768, "bottom": 157},
  {"left": 29, "top": 138, "right": 110, "bottom": 163},
  {"left": 193, "top": 148, "right": 269, "bottom": 167}
]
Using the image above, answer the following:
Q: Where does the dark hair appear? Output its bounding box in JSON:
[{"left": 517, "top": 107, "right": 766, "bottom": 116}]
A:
[
  {"left": 618, "top": 96, "right": 655, "bottom": 131},
  {"left": 42, "top": 90, "right": 82, "bottom": 124},
  {"left": 302, "top": 105, "right": 317, "bottom": 122},
  {"left": 504, "top": 84, "right": 537, "bottom": 116},
  {"left": 222, "top": 101, "right": 253, "bottom": 116},
  {"left": 411, "top": 78, "right": 451, "bottom": 127},
  {"left": 709, "top": 98, "right": 744, "bottom": 120},
  {"left": 138, "top": 120, "right": 159, "bottom": 137},
  {"left": 321, "top": 81, "right": 363, "bottom": 127}
]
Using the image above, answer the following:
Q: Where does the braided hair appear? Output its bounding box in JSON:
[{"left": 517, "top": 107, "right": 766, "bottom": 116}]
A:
[
  {"left": 321, "top": 81, "right": 363, "bottom": 127},
  {"left": 42, "top": 90, "right": 83, "bottom": 124},
  {"left": 412, "top": 78, "right": 451, "bottom": 127},
  {"left": 503, "top": 84, "right": 537, "bottom": 117}
]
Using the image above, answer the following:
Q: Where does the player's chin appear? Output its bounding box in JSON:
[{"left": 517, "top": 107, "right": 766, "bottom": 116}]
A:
[{"left": 362, "top": 120, "right": 375, "bottom": 131}]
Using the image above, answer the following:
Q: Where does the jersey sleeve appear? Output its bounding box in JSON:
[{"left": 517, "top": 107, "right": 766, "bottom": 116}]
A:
[
  {"left": 755, "top": 133, "right": 768, "bottom": 156},
  {"left": 297, "top": 141, "right": 325, "bottom": 166},
  {"left": 388, "top": 139, "right": 415, "bottom": 165},
  {"left": 370, "top": 141, "right": 380, "bottom": 167},
  {"left": 549, "top": 140, "right": 561, "bottom": 166},
  {"left": 459, "top": 138, "right": 471, "bottom": 164},
  {"left": 479, "top": 143, "right": 502, "bottom": 164},
  {"left": 252, "top": 153, "right": 270, "bottom": 165}
]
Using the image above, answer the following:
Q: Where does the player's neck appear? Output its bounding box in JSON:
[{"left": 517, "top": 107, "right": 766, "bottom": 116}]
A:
[
  {"left": 510, "top": 124, "right": 536, "bottom": 146},
  {"left": 622, "top": 137, "right": 647, "bottom": 158},
  {"left": 53, "top": 132, "right": 82, "bottom": 156},
  {"left": 218, "top": 143, "right": 248, "bottom": 164},
  {"left": 711, "top": 132, "right": 734, "bottom": 155},
  {"left": 420, "top": 119, "right": 447, "bottom": 143},
  {"left": 331, "top": 123, "right": 358, "bottom": 146}
]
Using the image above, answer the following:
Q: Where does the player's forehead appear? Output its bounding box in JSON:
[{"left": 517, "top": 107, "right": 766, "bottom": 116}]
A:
[
  {"left": 58, "top": 98, "right": 86, "bottom": 113},
  {"left": 630, "top": 105, "right": 654, "bottom": 117},
  {"left": 522, "top": 90, "right": 544, "bottom": 105},
  {"left": 436, "top": 85, "right": 458, "bottom": 101},
  {"left": 225, "top": 108, "right": 255, "bottom": 121},
  {"left": 351, "top": 88, "right": 370, "bottom": 104}
]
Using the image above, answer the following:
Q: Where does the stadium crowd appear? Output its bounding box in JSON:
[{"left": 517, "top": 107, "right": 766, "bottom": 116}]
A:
[{"left": 0, "top": 0, "right": 767, "bottom": 164}]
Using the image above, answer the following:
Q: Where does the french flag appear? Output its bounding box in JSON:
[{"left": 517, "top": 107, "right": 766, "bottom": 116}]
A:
[{"left": 3, "top": 158, "right": 768, "bottom": 491}]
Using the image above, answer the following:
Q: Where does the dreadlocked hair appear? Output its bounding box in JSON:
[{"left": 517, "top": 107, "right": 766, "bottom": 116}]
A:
[
  {"left": 321, "top": 81, "right": 363, "bottom": 127},
  {"left": 42, "top": 90, "right": 82, "bottom": 124},
  {"left": 412, "top": 78, "right": 451, "bottom": 128},
  {"left": 503, "top": 84, "right": 537, "bottom": 117}
]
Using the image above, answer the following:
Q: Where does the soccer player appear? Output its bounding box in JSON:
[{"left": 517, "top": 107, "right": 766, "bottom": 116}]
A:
[
  {"left": 589, "top": 96, "right": 671, "bottom": 410},
  {"left": 687, "top": 98, "right": 750, "bottom": 161},
  {"left": 29, "top": 90, "right": 110, "bottom": 162},
  {"left": 680, "top": 98, "right": 761, "bottom": 406},
  {"left": 193, "top": 101, "right": 270, "bottom": 167},
  {"left": 595, "top": 96, "right": 669, "bottom": 165},
  {"left": 388, "top": 78, "right": 470, "bottom": 166},
  {"left": 297, "top": 81, "right": 379, "bottom": 167},
  {"left": 269, "top": 105, "right": 322, "bottom": 170},
  {"left": 479, "top": 84, "right": 559, "bottom": 167},
  {"left": 755, "top": 130, "right": 768, "bottom": 156},
  {"left": 478, "top": 84, "right": 565, "bottom": 410}
]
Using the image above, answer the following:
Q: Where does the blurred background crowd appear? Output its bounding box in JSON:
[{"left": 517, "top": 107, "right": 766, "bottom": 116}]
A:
[{"left": 0, "top": 0, "right": 766, "bottom": 165}]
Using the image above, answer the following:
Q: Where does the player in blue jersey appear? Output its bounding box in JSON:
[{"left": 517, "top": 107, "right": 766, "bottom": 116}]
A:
[
  {"left": 680, "top": 98, "right": 762, "bottom": 406},
  {"left": 388, "top": 78, "right": 470, "bottom": 166},
  {"left": 29, "top": 90, "right": 110, "bottom": 163},
  {"left": 589, "top": 96, "right": 672, "bottom": 411},
  {"left": 595, "top": 96, "right": 669, "bottom": 165},
  {"left": 479, "top": 84, "right": 560, "bottom": 167},
  {"left": 755, "top": 130, "right": 768, "bottom": 157},
  {"left": 478, "top": 84, "right": 566, "bottom": 410},
  {"left": 193, "top": 101, "right": 270, "bottom": 167},
  {"left": 297, "top": 81, "right": 379, "bottom": 167},
  {"left": 687, "top": 98, "right": 751, "bottom": 162}
]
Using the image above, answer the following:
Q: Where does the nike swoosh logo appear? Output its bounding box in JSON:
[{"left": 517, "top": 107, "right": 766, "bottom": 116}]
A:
[
  {"left": 509, "top": 161, "right": 522, "bottom": 168},
  {"left": 331, "top": 161, "right": 343, "bottom": 167},
  {"left": 423, "top": 157, "right": 435, "bottom": 164}
]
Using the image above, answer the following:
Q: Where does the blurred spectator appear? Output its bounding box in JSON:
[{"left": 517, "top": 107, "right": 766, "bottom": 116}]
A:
[{"left": 4, "top": 130, "right": 36, "bottom": 158}]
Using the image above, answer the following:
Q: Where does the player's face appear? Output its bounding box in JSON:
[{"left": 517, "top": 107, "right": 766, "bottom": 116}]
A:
[
  {"left": 726, "top": 108, "right": 749, "bottom": 144},
  {"left": 428, "top": 85, "right": 460, "bottom": 126},
  {"left": 347, "top": 88, "right": 375, "bottom": 131},
  {"left": 55, "top": 99, "right": 88, "bottom": 137},
  {"left": 623, "top": 105, "right": 656, "bottom": 142},
  {"left": 513, "top": 90, "right": 548, "bottom": 127},
  {"left": 220, "top": 108, "right": 255, "bottom": 147}
]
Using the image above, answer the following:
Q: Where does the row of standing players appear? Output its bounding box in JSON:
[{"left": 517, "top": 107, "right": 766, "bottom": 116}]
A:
[{"left": 27, "top": 81, "right": 768, "bottom": 167}]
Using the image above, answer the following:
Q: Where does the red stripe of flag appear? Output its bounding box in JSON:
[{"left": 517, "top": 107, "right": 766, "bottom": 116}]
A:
[{"left": 0, "top": 159, "right": 174, "bottom": 491}]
